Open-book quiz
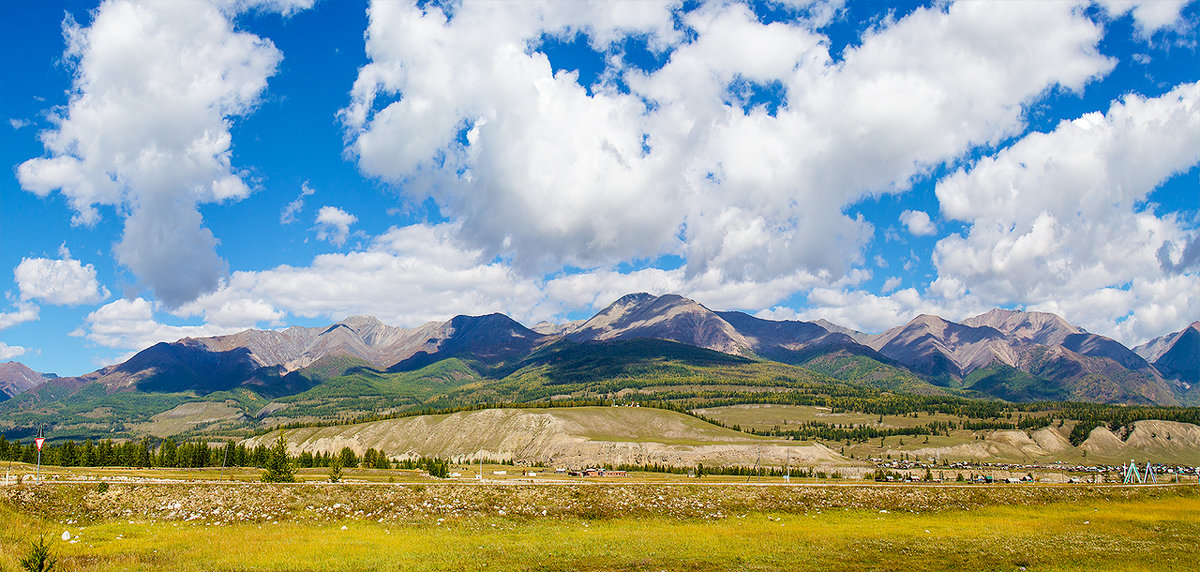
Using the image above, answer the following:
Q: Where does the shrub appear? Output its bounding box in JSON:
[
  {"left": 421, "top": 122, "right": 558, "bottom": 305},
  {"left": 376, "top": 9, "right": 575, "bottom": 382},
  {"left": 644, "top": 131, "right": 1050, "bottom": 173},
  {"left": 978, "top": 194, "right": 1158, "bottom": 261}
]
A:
[{"left": 19, "top": 536, "right": 56, "bottom": 572}]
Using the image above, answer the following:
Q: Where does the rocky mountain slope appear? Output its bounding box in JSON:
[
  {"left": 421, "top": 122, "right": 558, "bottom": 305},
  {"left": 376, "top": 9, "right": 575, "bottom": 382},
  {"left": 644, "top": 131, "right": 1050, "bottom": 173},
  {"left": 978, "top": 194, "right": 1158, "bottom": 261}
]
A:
[
  {"left": 0, "top": 361, "right": 54, "bottom": 400},
  {"left": 1136, "top": 322, "right": 1200, "bottom": 384},
  {"left": 387, "top": 313, "right": 551, "bottom": 372},
  {"left": 563, "top": 293, "right": 756, "bottom": 356},
  {"left": 560, "top": 292, "right": 875, "bottom": 363},
  {"left": 844, "top": 309, "right": 1182, "bottom": 404}
]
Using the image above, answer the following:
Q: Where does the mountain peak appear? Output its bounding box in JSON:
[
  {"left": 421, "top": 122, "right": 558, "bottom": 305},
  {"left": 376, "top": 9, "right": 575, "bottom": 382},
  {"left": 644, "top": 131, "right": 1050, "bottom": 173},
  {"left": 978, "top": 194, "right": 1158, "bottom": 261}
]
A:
[
  {"left": 1140, "top": 322, "right": 1200, "bottom": 383},
  {"left": 813, "top": 319, "right": 862, "bottom": 337},
  {"left": 339, "top": 315, "right": 385, "bottom": 329},
  {"left": 963, "top": 308, "right": 1080, "bottom": 345},
  {"left": 447, "top": 312, "right": 530, "bottom": 333},
  {"left": 0, "top": 361, "right": 49, "bottom": 399},
  {"left": 568, "top": 293, "right": 752, "bottom": 355},
  {"left": 614, "top": 292, "right": 657, "bottom": 305}
]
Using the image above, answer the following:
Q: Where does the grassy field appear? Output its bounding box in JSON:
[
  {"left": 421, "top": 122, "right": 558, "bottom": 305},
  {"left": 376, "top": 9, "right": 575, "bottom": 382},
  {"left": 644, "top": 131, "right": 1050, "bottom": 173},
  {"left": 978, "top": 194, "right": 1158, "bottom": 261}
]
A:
[{"left": 3, "top": 481, "right": 1199, "bottom": 571}]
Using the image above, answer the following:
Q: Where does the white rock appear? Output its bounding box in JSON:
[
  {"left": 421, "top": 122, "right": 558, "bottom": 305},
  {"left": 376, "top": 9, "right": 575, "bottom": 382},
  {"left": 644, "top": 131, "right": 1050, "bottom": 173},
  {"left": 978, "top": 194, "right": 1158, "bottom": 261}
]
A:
[{"left": 61, "top": 531, "right": 71, "bottom": 541}]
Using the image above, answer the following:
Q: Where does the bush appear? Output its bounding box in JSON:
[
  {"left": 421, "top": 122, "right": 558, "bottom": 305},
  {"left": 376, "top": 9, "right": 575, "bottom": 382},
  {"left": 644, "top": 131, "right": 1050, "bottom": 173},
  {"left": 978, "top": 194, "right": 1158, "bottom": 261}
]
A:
[
  {"left": 19, "top": 536, "right": 56, "bottom": 572},
  {"left": 97, "top": 481, "right": 109, "bottom": 494}
]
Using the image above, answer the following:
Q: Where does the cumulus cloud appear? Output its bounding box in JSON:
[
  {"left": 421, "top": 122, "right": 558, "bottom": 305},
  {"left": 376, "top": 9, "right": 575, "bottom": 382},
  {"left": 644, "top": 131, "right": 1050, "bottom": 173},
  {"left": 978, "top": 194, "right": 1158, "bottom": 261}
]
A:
[
  {"left": 898, "top": 210, "right": 936, "bottom": 237},
  {"left": 280, "top": 181, "right": 315, "bottom": 224},
  {"left": 0, "top": 341, "right": 27, "bottom": 360},
  {"left": 0, "top": 302, "right": 40, "bottom": 330},
  {"left": 15, "top": 246, "right": 110, "bottom": 306},
  {"left": 314, "top": 206, "right": 358, "bottom": 247},
  {"left": 76, "top": 297, "right": 247, "bottom": 351},
  {"left": 929, "top": 80, "right": 1200, "bottom": 346},
  {"left": 344, "top": 0, "right": 1113, "bottom": 284},
  {"left": 934, "top": 81, "right": 1200, "bottom": 304},
  {"left": 16, "top": 0, "right": 297, "bottom": 307},
  {"left": 175, "top": 223, "right": 549, "bottom": 327}
]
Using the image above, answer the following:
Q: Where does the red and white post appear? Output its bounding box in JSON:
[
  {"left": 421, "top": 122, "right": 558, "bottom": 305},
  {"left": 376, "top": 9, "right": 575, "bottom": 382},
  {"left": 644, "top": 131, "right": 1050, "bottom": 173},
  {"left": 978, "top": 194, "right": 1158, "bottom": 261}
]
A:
[{"left": 34, "top": 427, "right": 44, "bottom": 482}]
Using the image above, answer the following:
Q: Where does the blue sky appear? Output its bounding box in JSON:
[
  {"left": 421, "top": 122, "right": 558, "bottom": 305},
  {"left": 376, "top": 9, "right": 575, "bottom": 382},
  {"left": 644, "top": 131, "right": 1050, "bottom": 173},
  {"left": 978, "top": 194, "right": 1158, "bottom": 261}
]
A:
[{"left": 2, "top": 0, "right": 1198, "bottom": 377}]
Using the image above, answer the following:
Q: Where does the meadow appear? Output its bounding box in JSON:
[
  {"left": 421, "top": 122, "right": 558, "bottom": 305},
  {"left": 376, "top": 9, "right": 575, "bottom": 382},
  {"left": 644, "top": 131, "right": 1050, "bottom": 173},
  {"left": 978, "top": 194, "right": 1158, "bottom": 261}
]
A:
[{"left": 3, "top": 476, "right": 1198, "bottom": 571}]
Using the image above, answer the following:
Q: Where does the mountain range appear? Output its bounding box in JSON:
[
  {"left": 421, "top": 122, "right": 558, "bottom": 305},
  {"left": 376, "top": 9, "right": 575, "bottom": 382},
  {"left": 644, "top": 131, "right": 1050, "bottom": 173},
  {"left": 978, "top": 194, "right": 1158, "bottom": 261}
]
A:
[{"left": 2, "top": 293, "right": 1197, "bottom": 411}]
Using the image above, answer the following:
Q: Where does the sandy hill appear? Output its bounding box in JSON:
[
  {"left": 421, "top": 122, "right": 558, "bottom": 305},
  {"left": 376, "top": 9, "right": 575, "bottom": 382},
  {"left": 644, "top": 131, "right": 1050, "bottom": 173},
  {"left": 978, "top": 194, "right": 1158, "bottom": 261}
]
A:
[{"left": 245, "top": 406, "right": 849, "bottom": 469}]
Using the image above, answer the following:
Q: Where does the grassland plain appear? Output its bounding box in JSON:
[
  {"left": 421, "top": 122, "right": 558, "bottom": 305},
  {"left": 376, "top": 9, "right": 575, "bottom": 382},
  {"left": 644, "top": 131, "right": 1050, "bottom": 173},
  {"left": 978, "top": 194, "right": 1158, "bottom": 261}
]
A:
[{"left": 2, "top": 482, "right": 1199, "bottom": 571}]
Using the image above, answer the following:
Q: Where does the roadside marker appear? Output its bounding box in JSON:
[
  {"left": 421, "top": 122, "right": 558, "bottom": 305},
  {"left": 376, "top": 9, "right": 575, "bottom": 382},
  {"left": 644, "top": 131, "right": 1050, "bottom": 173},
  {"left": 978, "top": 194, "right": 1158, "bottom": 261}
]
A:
[{"left": 35, "top": 426, "right": 45, "bottom": 482}]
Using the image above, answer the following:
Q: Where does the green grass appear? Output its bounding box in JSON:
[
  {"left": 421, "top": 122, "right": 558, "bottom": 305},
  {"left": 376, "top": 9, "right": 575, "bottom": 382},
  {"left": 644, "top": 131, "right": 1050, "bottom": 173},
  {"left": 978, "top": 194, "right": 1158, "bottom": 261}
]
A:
[{"left": 3, "top": 484, "right": 1199, "bottom": 571}]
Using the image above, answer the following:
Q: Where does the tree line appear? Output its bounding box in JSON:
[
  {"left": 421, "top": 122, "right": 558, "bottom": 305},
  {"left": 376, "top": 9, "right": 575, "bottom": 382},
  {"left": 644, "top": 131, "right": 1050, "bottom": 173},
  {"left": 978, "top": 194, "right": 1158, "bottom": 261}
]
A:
[{"left": 0, "top": 434, "right": 450, "bottom": 478}]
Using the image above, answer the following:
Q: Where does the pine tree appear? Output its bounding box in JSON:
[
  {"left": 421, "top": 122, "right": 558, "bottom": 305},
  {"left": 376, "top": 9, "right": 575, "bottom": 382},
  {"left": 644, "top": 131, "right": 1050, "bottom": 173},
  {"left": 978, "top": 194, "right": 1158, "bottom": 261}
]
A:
[
  {"left": 329, "top": 456, "right": 343, "bottom": 483},
  {"left": 261, "top": 435, "right": 295, "bottom": 483}
]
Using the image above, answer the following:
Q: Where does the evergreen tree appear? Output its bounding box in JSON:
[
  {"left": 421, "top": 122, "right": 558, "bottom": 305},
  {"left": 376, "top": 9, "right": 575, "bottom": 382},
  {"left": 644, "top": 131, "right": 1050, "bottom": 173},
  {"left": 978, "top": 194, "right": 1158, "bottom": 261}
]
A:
[
  {"left": 339, "top": 446, "right": 359, "bottom": 468},
  {"left": 329, "top": 456, "right": 343, "bottom": 483},
  {"left": 261, "top": 435, "right": 295, "bottom": 483},
  {"left": 159, "top": 439, "right": 176, "bottom": 467}
]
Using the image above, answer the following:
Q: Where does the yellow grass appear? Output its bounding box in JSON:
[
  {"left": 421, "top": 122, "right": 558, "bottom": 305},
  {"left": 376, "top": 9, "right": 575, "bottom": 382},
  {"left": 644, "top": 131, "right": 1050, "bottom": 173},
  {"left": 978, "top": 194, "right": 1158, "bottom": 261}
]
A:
[{"left": 3, "top": 483, "right": 1199, "bottom": 571}]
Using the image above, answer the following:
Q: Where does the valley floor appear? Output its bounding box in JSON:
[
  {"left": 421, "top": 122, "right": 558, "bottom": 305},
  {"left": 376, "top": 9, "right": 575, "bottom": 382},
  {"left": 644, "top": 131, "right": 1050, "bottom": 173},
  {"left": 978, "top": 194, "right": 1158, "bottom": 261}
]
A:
[{"left": 3, "top": 481, "right": 1199, "bottom": 571}]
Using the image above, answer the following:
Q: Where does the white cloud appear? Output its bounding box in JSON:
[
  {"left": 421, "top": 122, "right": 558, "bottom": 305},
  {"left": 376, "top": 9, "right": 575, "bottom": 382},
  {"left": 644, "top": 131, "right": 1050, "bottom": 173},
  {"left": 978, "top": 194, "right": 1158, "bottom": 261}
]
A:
[
  {"left": 14, "top": 246, "right": 109, "bottom": 306},
  {"left": 16, "top": 0, "right": 299, "bottom": 307},
  {"left": 177, "top": 223, "right": 550, "bottom": 328},
  {"left": 1096, "top": 0, "right": 1191, "bottom": 35},
  {"left": 344, "top": 1, "right": 1114, "bottom": 285},
  {"left": 0, "top": 301, "right": 40, "bottom": 330},
  {"left": 934, "top": 81, "right": 1200, "bottom": 304},
  {"left": 898, "top": 210, "right": 936, "bottom": 237},
  {"left": 0, "top": 341, "right": 27, "bottom": 360},
  {"left": 280, "top": 181, "right": 315, "bottom": 224},
  {"left": 881, "top": 276, "right": 903, "bottom": 293},
  {"left": 314, "top": 206, "right": 358, "bottom": 247},
  {"left": 77, "top": 297, "right": 246, "bottom": 351},
  {"left": 924, "top": 80, "right": 1200, "bottom": 346}
]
